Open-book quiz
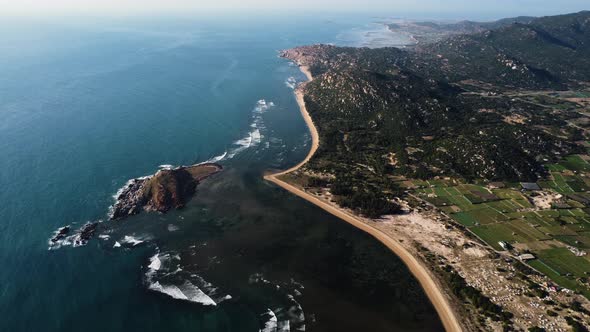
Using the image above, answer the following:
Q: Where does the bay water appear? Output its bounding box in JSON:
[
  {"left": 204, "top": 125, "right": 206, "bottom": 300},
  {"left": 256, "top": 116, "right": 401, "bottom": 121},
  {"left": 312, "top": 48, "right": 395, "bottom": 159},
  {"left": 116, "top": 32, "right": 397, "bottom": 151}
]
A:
[{"left": 0, "top": 14, "right": 442, "bottom": 331}]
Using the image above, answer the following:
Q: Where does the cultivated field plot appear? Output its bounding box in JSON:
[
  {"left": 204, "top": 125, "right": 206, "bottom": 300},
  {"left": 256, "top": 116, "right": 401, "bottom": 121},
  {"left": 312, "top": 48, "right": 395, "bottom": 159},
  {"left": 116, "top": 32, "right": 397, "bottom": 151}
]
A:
[
  {"left": 412, "top": 155, "right": 590, "bottom": 296},
  {"left": 537, "top": 248, "right": 590, "bottom": 277}
]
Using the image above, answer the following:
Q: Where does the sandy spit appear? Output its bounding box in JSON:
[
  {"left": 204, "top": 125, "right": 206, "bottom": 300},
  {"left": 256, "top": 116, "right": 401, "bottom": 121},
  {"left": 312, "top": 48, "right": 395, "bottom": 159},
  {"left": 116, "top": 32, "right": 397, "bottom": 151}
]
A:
[{"left": 264, "top": 65, "right": 463, "bottom": 332}]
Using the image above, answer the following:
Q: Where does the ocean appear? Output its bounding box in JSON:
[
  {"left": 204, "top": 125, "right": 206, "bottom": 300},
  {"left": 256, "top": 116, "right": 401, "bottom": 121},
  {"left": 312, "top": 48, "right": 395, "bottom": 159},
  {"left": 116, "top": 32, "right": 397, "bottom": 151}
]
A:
[{"left": 0, "top": 14, "right": 442, "bottom": 331}]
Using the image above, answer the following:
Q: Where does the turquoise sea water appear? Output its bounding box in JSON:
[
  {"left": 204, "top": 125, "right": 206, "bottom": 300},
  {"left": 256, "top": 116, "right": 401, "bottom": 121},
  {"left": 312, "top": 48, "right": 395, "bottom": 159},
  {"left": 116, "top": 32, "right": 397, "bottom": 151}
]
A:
[{"left": 0, "top": 14, "right": 442, "bottom": 331}]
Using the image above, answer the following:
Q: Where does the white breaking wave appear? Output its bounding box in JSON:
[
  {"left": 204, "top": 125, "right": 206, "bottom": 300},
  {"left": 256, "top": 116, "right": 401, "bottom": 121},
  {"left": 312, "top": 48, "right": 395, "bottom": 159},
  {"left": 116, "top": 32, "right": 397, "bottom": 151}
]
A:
[
  {"left": 285, "top": 76, "right": 297, "bottom": 89},
  {"left": 111, "top": 175, "right": 152, "bottom": 201},
  {"left": 120, "top": 235, "right": 150, "bottom": 247},
  {"left": 149, "top": 282, "right": 187, "bottom": 300},
  {"left": 158, "top": 164, "right": 175, "bottom": 170},
  {"left": 199, "top": 99, "right": 275, "bottom": 163},
  {"left": 205, "top": 151, "right": 228, "bottom": 163},
  {"left": 277, "top": 321, "right": 290, "bottom": 332},
  {"left": 149, "top": 281, "right": 217, "bottom": 306},
  {"left": 47, "top": 221, "right": 100, "bottom": 250},
  {"left": 260, "top": 309, "right": 278, "bottom": 332},
  {"left": 144, "top": 251, "right": 227, "bottom": 307},
  {"left": 226, "top": 99, "right": 274, "bottom": 158},
  {"left": 251, "top": 129, "right": 262, "bottom": 145},
  {"left": 249, "top": 273, "right": 307, "bottom": 332},
  {"left": 255, "top": 99, "right": 275, "bottom": 112},
  {"left": 148, "top": 253, "right": 163, "bottom": 271}
]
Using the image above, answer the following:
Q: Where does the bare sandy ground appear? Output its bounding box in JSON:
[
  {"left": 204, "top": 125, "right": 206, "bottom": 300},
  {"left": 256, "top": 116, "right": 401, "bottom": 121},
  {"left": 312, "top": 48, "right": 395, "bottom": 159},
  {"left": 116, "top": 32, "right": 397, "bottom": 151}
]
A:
[{"left": 264, "top": 66, "right": 463, "bottom": 332}]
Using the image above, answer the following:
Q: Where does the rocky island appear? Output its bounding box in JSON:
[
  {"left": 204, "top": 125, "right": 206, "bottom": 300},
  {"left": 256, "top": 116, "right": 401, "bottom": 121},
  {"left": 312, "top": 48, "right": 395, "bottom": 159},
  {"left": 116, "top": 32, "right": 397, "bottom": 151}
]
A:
[
  {"left": 49, "top": 163, "right": 221, "bottom": 250},
  {"left": 110, "top": 163, "right": 222, "bottom": 220}
]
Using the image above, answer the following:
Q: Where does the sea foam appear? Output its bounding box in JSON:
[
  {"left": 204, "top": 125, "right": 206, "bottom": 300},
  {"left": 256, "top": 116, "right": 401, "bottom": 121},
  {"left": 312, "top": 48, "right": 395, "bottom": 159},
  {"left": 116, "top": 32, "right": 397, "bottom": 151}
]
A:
[
  {"left": 199, "top": 99, "right": 275, "bottom": 162},
  {"left": 260, "top": 309, "right": 278, "bottom": 332},
  {"left": 285, "top": 76, "right": 297, "bottom": 89},
  {"left": 120, "top": 235, "right": 148, "bottom": 247},
  {"left": 48, "top": 221, "right": 100, "bottom": 250},
  {"left": 144, "top": 250, "right": 228, "bottom": 307},
  {"left": 224, "top": 99, "right": 274, "bottom": 159}
]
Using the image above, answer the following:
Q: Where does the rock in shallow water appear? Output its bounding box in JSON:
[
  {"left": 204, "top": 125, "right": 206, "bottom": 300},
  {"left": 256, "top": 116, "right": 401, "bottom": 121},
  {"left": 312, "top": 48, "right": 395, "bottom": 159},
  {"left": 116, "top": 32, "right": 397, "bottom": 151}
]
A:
[{"left": 50, "top": 226, "right": 70, "bottom": 243}]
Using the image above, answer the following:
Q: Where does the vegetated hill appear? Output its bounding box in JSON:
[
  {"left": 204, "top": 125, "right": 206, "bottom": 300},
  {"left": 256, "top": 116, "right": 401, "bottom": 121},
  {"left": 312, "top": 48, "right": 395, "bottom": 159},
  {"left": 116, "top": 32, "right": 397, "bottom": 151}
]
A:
[
  {"left": 282, "top": 12, "right": 590, "bottom": 217},
  {"left": 413, "top": 16, "right": 536, "bottom": 33},
  {"left": 387, "top": 16, "right": 536, "bottom": 45},
  {"left": 302, "top": 51, "right": 580, "bottom": 182},
  {"left": 110, "top": 164, "right": 222, "bottom": 220},
  {"left": 415, "top": 11, "right": 590, "bottom": 88}
]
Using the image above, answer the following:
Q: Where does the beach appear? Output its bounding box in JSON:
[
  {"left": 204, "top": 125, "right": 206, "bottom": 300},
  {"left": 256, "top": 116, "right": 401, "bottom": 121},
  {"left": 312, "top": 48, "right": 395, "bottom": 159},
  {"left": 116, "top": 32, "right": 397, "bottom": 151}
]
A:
[{"left": 264, "top": 66, "right": 463, "bottom": 332}]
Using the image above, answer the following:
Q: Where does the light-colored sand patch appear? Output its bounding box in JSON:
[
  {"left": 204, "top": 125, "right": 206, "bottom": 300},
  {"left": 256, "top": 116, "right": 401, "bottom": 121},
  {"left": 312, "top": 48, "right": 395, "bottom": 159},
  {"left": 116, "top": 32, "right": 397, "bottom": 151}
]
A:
[{"left": 532, "top": 192, "right": 562, "bottom": 209}]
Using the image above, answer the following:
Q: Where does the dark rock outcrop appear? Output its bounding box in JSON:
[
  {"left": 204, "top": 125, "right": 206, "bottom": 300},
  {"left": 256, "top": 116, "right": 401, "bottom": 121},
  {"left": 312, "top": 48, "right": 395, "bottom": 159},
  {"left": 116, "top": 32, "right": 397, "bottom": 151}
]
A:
[
  {"left": 74, "top": 222, "right": 98, "bottom": 247},
  {"left": 50, "top": 226, "right": 70, "bottom": 243},
  {"left": 110, "top": 163, "right": 222, "bottom": 220}
]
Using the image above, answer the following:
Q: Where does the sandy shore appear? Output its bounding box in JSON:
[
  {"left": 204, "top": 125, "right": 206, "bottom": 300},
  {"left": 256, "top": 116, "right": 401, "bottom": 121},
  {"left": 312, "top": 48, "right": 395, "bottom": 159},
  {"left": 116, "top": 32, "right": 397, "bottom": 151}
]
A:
[
  {"left": 299, "top": 65, "right": 313, "bottom": 82},
  {"left": 266, "top": 67, "right": 318, "bottom": 177},
  {"left": 264, "top": 65, "right": 463, "bottom": 332}
]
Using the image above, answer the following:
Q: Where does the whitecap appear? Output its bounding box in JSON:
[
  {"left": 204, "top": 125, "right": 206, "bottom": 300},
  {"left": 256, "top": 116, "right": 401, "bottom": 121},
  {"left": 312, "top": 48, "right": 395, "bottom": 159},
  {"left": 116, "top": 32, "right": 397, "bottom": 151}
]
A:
[
  {"left": 234, "top": 135, "right": 253, "bottom": 149},
  {"left": 48, "top": 222, "right": 99, "bottom": 250},
  {"left": 251, "top": 129, "right": 262, "bottom": 145},
  {"left": 149, "top": 281, "right": 217, "bottom": 306},
  {"left": 143, "top": 250, "right": 226, "bottom": 307},
  {"left": 220, "top": 99, "right": 275, "bottom": 160},
  {"left": 179, "top": 281, "right": 218, "bottom": 306},
  {"left": 111, "top": 176, "right": 151, "bottom": 200},
  {"left": 108, "top": 175, "right": 153, "bottom": 219},
  {"left": 205, "top": 151, "right": 227, "bottom": 163},
  {"left": 120, "top": 235, "right": 146, "bottom": 246},
  {"left": 149, "top": 282, "right": 188, "bottom": 301},
  {"left": 148, "top": 254, "right": 162, "bottom": 271},
  {"left": 260, "top": 309, "right": 278, "bottom": 332},
  {"left": 277, "top": 320, "right": 290, "bottom": 332},
  {"left": 285, "top": 76, "right": 297, "bottom": 89}
]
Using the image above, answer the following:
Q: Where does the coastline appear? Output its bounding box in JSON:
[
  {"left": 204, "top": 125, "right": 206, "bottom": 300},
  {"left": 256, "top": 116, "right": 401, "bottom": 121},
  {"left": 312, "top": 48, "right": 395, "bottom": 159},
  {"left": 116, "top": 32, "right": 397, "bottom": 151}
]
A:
[
  {"left": 265, "top": 66, "right": 318, "bottom": 178},
  {"left": 264, "top": 65, "right": 463, "bottom": 332}
]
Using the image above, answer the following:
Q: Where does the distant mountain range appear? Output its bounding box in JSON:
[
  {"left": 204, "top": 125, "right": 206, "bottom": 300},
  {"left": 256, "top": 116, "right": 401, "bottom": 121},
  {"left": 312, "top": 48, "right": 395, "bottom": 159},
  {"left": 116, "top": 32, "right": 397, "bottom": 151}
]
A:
[
  {"left": 388, "top": 15, "right": 536, "bottom": 36},
  {"left": 416, "top": 10, "right": 590, "bottom": 88},
  {"left": 386, "top": 16, "right": 537, "bottom": 45}
]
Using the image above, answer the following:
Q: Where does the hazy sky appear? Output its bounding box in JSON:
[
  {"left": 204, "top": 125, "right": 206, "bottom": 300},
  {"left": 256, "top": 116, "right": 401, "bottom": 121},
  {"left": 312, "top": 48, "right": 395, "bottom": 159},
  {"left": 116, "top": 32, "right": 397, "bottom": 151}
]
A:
[{"left": 1, "top": 0, "right": 588, "bottom": 17}]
